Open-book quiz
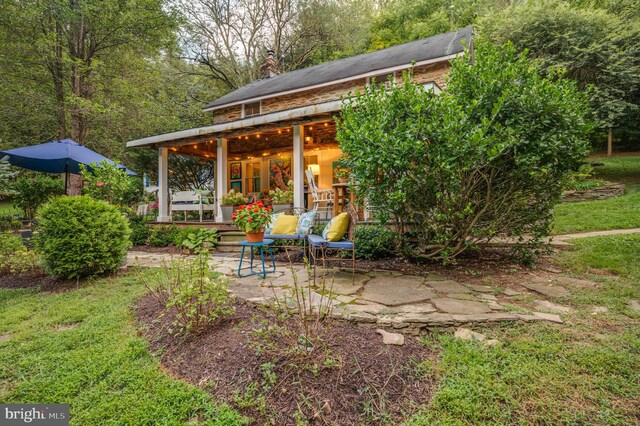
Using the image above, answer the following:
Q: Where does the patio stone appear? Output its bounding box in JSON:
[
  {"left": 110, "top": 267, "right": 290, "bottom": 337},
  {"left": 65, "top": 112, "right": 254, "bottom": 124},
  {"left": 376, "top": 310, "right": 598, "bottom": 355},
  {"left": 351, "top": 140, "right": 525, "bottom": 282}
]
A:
[
  {"left": 521, "top": 279, "right": 570, "bottom": 298},
  {"left": 454, "top": 327, "right": 485, "bottom": 342},
  {"left": 384, "top": 303, "right": 437, "bottom": 314},
  {"left": 532, "top": 312, "right": 563, "bottom": 323},
  {"left": 424, "top": 273, "right": 448, "bottom": 281},
  {"left": 463, "top": 284, "right": 495, "bottom": 293},
  {"left": 477, "top": 294, "right": 497, "bottom": 301},
  {"left": 361, "top": 275, "right": 435, "bottom": 306},
  {"left": 427, "top": 280, "right": 471, "bottom": 294},
  {"left": 535, "top": 300, "right": 573, "bottom": 314},
  {"left": 446, "top": 293, "right": 478, "bottom": 301},
  {"left": 502, "top": 288, "right": 522, "bottom": 296},
  {"left": 334, "top": 295, "right": 356, "bottom": 305},
  {"left": 347, "top": 302, "right": 387, "bottom": 315},
  {"left": 555, "top": 276, "right": 598, "bottom": 289},
  {"left": 431, "top": 297, "right": 492, "bottom": 314},
  {"left": 592, "top": 306, "right": 609, "bottom": 315},
  {"left": 629, "top": 300, "right": 640, "bottom": 312},
  {"left": 376, "top": 329, "right": 405, "bottom": 345}
]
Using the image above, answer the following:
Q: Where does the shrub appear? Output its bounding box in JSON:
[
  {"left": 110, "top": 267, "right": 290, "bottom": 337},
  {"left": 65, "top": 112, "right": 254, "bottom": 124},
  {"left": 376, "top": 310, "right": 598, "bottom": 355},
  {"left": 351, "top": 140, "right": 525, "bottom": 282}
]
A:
[
  {"left": 337, "top": 41, "right": 591, "bottom": 262},
  {"left": 355, "top": 225, "right": 397, "bottom": 260},
  {"left": 10, "top": 174, "right": 64, "bottom": 219},
  {"left": 139, "top": 253, "right": 234, "bottom": 334},
  {"left": 178, "top": 228, "right": 219, "bottom": 253},
  {"left": 0, "top": 232, "right": 42, "bottom": 276},
  {"left": 146, "top": 225, "right": 179, "bottom": 247},
  {"left": 128, "top": 215, "right": 151, "bottom": 246},
  {"left": 0, "top": 214, "right": 22, "bottom": 232},
  {"left": 563, "top": 164, "right": 605, "bottom": 191},
  {"left": 35, "top": 196, "right": 131, "bottom": 279},
  {"left": 80, "top": 160, "right": 140, "bottom": 206}
]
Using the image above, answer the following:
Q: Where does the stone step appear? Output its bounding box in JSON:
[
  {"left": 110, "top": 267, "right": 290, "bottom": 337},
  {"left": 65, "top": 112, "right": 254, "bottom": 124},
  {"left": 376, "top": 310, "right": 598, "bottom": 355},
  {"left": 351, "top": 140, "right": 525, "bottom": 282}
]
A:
[
  {"left": 219, "top": 231, "right": 247, "bottom": 242},
  {"left": 216, "top": 241, "right": 243, "bottom": 253}
]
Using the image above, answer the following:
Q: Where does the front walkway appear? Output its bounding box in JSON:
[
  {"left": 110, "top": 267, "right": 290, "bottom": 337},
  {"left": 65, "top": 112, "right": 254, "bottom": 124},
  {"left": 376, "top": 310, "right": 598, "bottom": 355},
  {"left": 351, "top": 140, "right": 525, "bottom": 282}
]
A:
[{"left": 128, "top": 250, "right": 599, "bottom": 335}]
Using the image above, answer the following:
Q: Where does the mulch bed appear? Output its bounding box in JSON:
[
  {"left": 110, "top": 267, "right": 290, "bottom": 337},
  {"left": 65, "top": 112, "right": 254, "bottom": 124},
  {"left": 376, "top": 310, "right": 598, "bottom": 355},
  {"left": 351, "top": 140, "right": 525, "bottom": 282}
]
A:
[
  {"left": 135, "top": 297, "right": 439, "bottom": 425},
  {"left": 131, "top": 245, "right": 184, "bottom": 254},
  {"left": 0, "top": 272, "right": 81, "bottom": 292}
]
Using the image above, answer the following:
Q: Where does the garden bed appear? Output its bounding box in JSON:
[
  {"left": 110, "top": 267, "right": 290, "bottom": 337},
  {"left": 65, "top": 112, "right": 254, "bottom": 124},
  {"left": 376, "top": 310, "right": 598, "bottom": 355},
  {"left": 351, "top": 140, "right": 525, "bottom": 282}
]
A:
[
  {"left": 560, "top": 181, "right": 625, "bottom": 203},
  {"left": 135, "top": 298, "right": 438, "bottom": 425}
]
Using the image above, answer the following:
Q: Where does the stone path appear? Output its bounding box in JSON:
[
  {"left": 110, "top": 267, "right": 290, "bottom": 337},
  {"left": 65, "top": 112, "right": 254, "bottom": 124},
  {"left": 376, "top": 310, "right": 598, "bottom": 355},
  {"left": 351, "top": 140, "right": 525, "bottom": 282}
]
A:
[{"left": 127, "top": 251, "right": 595, "bottom": 335}]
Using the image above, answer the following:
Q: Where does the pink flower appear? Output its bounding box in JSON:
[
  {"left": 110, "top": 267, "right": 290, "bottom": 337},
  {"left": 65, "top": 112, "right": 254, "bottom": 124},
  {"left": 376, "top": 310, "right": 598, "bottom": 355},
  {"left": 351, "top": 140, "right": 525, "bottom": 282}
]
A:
[{"left": 96, "top": 181, "right": 105, "bottom": 187}]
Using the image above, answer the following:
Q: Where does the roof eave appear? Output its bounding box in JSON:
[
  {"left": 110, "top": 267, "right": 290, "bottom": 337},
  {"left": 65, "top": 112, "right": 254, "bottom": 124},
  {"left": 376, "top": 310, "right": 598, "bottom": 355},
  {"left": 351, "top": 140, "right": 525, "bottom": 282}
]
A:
[{"left": 202, "top": 53, "right": 461, "bottom": 112}]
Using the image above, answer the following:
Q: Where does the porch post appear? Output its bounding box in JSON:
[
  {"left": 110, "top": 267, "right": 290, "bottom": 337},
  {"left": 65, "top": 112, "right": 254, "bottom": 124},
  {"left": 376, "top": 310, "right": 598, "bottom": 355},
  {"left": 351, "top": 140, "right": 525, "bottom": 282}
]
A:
[
  {"left": 157, "top": 147, "right": 170, "bottom": 222},
  {"left": 293, "top": 125, "right": 305, "bottom": 209},
  {"left": 216, "top": 137, "right": 228, "bottom": 222}
]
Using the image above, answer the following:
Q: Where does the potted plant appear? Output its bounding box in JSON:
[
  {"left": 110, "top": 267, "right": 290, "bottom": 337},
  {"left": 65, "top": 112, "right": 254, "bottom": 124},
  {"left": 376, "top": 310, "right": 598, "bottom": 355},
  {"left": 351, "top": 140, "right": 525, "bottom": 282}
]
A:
[
  {"left": 269, "top": 180, "right": 294, "bottom": 212},
  {"left": 232, "top": 201, "right": 273, "bottom": 242},
  {"left": 334, "top": 167, "right": 350, "bottom": 183},
  {"left": 220, "top": 189, "right": 247, "bottom": 222}
]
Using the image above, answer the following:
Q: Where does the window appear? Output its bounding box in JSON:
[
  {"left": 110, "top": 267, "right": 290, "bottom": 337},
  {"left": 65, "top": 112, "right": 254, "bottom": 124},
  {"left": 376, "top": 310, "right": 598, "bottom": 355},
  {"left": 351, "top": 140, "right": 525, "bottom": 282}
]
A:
[
  {"left": 422, "top": 82, "right": 442, "bottom": 94},
  {"left": 243, "top": 101, "right": 261, "bottom": 117},
  {"left": 245, "top": 161, "right": 261, "bottom": 193}
]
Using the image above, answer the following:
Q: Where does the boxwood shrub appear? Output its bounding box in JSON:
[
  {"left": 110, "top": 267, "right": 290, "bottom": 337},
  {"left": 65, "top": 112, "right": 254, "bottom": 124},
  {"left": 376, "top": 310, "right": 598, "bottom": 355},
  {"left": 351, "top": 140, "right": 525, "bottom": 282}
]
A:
[
  {"left": 355, "top": 225, "right": 397, "bottom": 260},
  {"left": 35, "top": 196, "right": 131, "bottom": 279}
]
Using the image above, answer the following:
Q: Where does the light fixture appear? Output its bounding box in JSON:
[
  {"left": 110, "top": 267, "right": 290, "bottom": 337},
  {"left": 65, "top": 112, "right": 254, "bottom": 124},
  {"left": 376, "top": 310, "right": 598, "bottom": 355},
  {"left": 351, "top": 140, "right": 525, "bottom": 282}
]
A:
[
  {"left": 324, "top": 122, "right": 328, "bottom": 127},
  {"left": 262, "top": 152, "right": 269, "bottom": 156}
]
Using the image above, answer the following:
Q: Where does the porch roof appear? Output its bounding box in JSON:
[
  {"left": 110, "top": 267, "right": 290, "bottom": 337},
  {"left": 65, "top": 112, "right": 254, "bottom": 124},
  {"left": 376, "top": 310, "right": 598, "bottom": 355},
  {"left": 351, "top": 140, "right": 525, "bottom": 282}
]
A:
[
  {"left": 126, "top": 99, "right": 341, "bottom": 148},
  {"left": 203, "top": 26, "right": 473, "bottom": 111}
]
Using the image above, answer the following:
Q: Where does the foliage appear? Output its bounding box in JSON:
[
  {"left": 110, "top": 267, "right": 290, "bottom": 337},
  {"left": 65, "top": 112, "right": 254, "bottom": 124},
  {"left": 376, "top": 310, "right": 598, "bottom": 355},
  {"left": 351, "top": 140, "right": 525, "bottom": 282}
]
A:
[
  {"left": 269, "top": 180, "right": 293, "bottom": 203},
  {"left": 337, "top": 41, "right": 591, "bottom": 262},
  {"left": 232, "top": 201, "right": 273, "bottom": 233},
  {"left": 0, "top": 155, "right": 18, "bottom": 199},
  {"left": 563, "top": 164, "right": 605, "bottom": 191},
  {"left": 221, "top": 189, "right": 248, "bottom": 206},
  {"left": 480, "top": 0, "right": 640, "bottom": 132},
  {"left": 35, "top": 196, "right": 131, "bottom": 279},
  {"left": 0, "top": 232, "right": 42, "bottom": 276},
  {"left": 128, "top": 215, "right": 151, "bottom": 246},
  {"left": 179, "top": 228, "right": 219, "bottom": 254},
  {"left": 80, "top": 160, "right": 139, "bottom": 206},
  {"left": 354, "top": 225, "right": 397, "bottom": 260},
  {"left": 0, "top": 273, "right": 246, "bottom": 424},
  {"left": 9, "top": 174, "right": 64, "bottom": 219},
  {"left": 146, "top": 225, "right": 179, "bottom": 247},
  {"left": 168, "top": 155, "right": 216, "bottom": 191},
  {"left": 0, "top": 214, "right": 22, "bottom": 232},
  {"left": 139, "top": 253, "right": 235, "bottom": 335}
]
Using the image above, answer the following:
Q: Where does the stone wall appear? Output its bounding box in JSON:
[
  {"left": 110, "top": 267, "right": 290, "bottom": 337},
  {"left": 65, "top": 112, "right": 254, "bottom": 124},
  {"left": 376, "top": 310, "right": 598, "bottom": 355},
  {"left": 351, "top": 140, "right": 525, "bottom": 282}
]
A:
[
  {"left": 560, "top": 182, "right": 625, "bottom": 203},
  {"left": 212, "top": 61, "right": 451, "bottom": 125}
]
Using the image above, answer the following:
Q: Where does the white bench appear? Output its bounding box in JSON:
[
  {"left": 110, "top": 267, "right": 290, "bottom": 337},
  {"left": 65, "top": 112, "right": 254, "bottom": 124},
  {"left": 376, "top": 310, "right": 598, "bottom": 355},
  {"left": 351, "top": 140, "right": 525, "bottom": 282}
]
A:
[{"left": 170, "top": 190, "right": 216, "bottom": 222}]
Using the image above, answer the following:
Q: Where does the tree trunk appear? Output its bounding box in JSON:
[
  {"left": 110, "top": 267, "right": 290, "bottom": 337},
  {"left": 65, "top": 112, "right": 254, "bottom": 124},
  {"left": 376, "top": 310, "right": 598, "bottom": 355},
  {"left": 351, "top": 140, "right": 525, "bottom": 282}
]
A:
[{"left": 607, "top": 128, "right": 613, "bottom": 158}]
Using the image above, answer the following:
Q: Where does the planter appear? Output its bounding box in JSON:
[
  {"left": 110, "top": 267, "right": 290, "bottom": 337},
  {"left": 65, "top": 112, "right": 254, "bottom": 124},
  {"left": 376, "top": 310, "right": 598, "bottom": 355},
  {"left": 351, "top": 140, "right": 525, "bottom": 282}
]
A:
[
  {"left": 338, "top": 177, "right": 348, "bottom": 184},
  {"left": 245, "top": 229, "right": 265, "bottom": 243},
  {"left": 271, "top": 202, "right": 293, "bottom": 213},
  {"left": 221, "top": 204, "right": 239, "bottom": 221}
]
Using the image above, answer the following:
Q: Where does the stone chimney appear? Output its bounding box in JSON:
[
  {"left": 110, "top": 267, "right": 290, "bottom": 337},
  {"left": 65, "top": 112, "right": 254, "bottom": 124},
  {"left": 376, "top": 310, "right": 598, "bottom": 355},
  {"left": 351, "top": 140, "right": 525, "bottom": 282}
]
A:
[{"left": 260, "top": 49, "right": 281, "bottom": 79}]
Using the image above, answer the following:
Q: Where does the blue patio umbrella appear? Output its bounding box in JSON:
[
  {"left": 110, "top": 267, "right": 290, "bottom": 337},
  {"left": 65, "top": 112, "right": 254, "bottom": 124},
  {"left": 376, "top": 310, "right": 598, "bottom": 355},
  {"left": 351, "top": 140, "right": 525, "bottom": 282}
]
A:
[{"left": 0, "top": 138, "right": 136, "bottom": 191}]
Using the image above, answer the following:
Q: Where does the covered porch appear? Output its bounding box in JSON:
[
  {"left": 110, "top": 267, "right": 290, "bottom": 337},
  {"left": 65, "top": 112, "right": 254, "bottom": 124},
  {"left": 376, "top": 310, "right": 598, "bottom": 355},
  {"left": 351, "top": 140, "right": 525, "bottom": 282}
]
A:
[{"left": 128, "top": 101, "right": 347, "bottom": 224}]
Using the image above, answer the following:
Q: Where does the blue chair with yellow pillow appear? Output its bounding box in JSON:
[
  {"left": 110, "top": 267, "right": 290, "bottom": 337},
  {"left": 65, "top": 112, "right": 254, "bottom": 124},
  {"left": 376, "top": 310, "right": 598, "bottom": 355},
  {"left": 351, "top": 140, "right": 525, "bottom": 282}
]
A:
[
  {"left": 308, "top": 204, "right": 357, "bottom": 284},
  {"left": 265, "top": 207, "right": 317, "bottom": 257}
]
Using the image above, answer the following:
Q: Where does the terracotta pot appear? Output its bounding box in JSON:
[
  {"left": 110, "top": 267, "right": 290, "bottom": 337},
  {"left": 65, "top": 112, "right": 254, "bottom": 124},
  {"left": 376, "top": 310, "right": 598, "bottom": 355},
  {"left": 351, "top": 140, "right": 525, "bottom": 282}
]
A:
[
  {"left": 338, "top": 177, "right": 347, "bottom": 183},
  {"left": 245, "top": 229, "right": 265, "bottom": 243}
]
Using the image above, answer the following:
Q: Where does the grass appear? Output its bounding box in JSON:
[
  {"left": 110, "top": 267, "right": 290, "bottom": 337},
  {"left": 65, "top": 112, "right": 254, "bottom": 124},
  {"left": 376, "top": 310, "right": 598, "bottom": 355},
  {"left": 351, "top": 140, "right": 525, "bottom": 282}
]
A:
[
  {"left": 552, "top": 156, "right": 640, "bottom": 235},
  {"left": 0, "top": 272, "right": 245, "bottom": 425},
  {"left": 409, "top": 234, "right": 640, "bottom": 425}
]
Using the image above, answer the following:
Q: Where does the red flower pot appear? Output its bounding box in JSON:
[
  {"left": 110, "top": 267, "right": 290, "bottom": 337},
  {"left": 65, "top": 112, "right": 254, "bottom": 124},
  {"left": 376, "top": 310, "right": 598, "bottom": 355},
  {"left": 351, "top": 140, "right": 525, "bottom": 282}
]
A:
[{"left": 245, "top": 229, "right": 265, "bottom": 243}]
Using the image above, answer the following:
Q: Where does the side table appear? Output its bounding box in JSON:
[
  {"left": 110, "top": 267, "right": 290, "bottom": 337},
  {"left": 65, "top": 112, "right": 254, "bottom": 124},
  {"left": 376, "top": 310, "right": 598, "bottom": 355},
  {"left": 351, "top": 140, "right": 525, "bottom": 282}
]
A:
[{"left": 237, "top": 239, "right": 276, "bottom": 278}]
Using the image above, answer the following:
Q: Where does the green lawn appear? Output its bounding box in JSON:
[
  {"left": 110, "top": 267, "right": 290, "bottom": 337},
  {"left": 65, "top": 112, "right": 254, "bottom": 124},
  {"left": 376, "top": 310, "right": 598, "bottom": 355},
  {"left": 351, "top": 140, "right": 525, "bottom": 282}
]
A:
[
  {"left": 2, "top": 236, "right": 639, "bottom": 424},
  {"left": 0, "top": 272, "right": 245, "bottom": 425},
  {"left": 552, "top": 156, "right": 640, "bottom": 235},
  {"left": 409, "top": 234, "right": 640, "bottom": 425}
]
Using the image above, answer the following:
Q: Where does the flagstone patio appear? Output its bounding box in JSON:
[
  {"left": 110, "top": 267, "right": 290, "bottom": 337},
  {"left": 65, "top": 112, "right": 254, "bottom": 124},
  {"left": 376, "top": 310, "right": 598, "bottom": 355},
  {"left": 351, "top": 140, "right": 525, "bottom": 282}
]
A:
[{"left": 127, "top": 251, "right": 587, "bottom": 335}]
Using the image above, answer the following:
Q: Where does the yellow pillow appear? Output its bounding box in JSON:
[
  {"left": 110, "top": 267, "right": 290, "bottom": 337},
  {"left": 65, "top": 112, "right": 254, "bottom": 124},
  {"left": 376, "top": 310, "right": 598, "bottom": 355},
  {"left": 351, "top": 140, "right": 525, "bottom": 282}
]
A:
[
  {"left": 271, "top": 214, "right": 299, "bottom": 235},
  {"left": 324, "top": 212, "right": 350, "bottom": 242}
]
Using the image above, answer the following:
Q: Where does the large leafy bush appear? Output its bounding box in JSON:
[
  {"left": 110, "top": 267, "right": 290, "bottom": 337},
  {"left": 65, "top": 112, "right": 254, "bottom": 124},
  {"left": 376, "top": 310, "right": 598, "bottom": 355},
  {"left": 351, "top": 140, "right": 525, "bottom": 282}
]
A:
[
  {"left": 354, "top": 225, "right": 397, "bottom": 260},
  {"left": 0, "top": 232, "right": 42, "bottom": 276},
  {"left": 10, "top": 174, "right": 64, "bottom": 219},
  {"left": 35, "top": 196, "right": 131, "bottom": 278},
  {"left": 337, "top": 41, "right": 591, "bottom": 262},
  {"left": 80, "top": 160, "right": 141, "bottom": 206}
]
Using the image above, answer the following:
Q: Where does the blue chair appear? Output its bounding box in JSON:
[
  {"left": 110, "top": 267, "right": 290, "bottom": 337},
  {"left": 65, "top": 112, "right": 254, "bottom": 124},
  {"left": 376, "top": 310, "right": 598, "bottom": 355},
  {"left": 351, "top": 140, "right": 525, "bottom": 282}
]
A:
[{"left": 308, "top": 204, "right": 357, "bottom": 284}]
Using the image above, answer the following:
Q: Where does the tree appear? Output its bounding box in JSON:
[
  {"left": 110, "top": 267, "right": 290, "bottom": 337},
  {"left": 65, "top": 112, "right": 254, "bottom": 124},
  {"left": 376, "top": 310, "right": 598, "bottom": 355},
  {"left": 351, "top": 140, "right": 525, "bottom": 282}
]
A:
[
  {"left": 337, "top": 41, "right": 592, "bottom": 263},
  {"left": 480, "top": 1, "right": 640, "bottom": 143}
]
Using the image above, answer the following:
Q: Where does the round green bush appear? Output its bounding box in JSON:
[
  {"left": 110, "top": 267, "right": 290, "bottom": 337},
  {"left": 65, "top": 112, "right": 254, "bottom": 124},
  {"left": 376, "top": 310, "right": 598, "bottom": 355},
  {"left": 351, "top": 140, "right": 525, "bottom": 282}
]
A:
[
  {"left": 35, "top": 195, "right": 131, "bottom": 279},
  {"left": 355, "top": 225, "right": 397, "bottom": 260}
]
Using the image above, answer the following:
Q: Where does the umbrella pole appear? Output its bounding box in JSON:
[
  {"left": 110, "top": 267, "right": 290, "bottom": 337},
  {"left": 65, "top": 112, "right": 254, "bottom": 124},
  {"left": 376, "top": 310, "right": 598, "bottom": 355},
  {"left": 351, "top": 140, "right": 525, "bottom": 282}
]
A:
[{"left": 64, "top": 164, "right": 69, "bottom": 194}]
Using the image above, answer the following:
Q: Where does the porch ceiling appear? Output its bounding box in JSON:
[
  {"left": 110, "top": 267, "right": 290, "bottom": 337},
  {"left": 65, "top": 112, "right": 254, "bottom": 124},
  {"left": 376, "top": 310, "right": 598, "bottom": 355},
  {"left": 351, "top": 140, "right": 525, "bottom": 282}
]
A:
[{"left": 170, "top": 120, "right": 338, "bottom": 161}]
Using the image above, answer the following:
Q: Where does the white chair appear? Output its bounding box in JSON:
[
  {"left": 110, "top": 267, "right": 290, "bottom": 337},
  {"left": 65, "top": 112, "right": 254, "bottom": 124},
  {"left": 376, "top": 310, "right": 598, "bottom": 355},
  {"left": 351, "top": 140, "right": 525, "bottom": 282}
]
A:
[
  {"left": 170, "top": 190, "right": 216, "bottom": 222},
  {"left": 305, "top": 169, "right": 334, "bottom": 220}
]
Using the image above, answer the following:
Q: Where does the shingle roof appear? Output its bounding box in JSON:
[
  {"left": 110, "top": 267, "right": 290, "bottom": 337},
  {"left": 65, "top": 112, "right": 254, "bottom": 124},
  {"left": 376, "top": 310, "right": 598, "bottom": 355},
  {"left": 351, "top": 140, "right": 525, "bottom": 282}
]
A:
[{"left": 203, "top": 26, "right": 473, "bottom": 111}]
